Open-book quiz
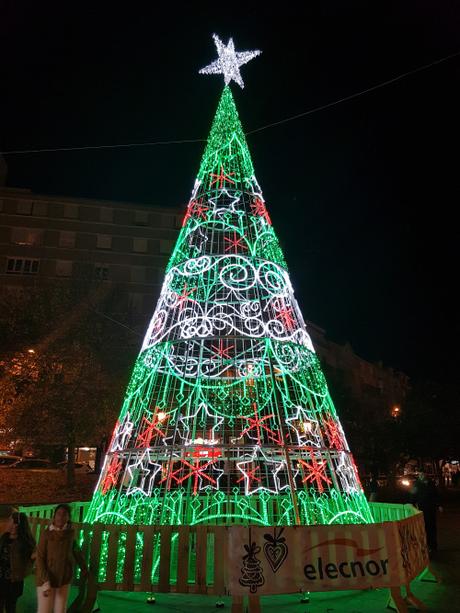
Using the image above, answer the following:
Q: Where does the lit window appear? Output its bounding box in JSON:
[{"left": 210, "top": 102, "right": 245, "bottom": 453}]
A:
[{"left": 11, "top": 228, "right": 42, "bottom": 246}]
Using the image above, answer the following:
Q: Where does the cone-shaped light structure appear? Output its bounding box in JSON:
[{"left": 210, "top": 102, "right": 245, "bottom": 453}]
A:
[{"left": 86, "top": 86, "right": 373, "bottom": 528}]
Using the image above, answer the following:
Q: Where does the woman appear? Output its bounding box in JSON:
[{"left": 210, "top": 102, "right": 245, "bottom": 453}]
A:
[
  {"left": 0, "top": 511, "right": 36, "bottom": 613},
  {"left": 36, "top": 504, "right": 88, "bottom": 613}
]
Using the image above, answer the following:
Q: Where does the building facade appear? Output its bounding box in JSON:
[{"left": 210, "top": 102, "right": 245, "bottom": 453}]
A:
[
  {"left": 0, "top": 186, "right": 409, "bottom": 422},
  {"left": 0, "top": 187, "right": 182, "bottom": 321}
]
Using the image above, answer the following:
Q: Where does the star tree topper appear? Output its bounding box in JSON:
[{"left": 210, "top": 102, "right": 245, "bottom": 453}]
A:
[{"left": 199, "top": 34, "right": 261, "bottom": 89}]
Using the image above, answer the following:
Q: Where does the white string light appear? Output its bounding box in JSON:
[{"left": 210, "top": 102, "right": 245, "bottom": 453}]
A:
[{"left": 199, "top": 34, "right": 262, "bottom": 89}]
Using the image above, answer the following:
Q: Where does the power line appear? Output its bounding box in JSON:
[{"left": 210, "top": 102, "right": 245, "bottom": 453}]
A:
[
  {"left": 90, "top": 306, "right": 142, "bottom": 337},
  {"left": 1, "top": 138, "right": 206, "bottom": 156},
  {"left": 2, "top": 50, "right": 459, "bottom": 156},
  {"left": 246, "top": 49, "right": 460, "bottom": 135}
]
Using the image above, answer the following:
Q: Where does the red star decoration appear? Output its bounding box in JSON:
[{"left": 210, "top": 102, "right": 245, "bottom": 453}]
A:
[
  {"left": 298, "top": 452, "right": 332, "bottom": 493},
  {"left": 211, "top": 340, "right": 235, "bottom": 359},
  {"left": 239, "top": 403, "right": 283, "bottom": 445},
  {"left": 102, "top": 454, "right": 123, "bottom": 495},
  {"left": 224, "top": 231, "right": 248, "bottom": 254},
  {"left": 176, "top": 283, "right": 197, "bottom": 311},
  {"left": 237, "top": 465, "right": 261, "bottom": 485},
  {"left": 183, "top": 198, "right": 209, "bottom": 226},
  {"left": 323, "top": 417, "right": 345, "bottom": 450},
  {"left": 161, "top": 458, "right": 218, "bottom": 495},
  {"left": 136, "top": 411, "right": 168, "bottom": 448},
  {"left": 209, "top": 166, "right": 236, "bottom": 188},
  {"left": 250, "top": 197, "right": 272, "bottom": 225},
  {"left": 275, "top": 299, "right": 296, "bottom": 330}
]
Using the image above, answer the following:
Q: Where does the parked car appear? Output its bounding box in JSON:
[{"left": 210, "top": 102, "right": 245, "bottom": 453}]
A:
[
  {"left": 0, "top": 454, "right": 22, "bottom": 467},
  {"left": 57, "top": 461, "right": 92, "bottom": 474},
  {"left": 8, "top": 458, "right": 56, "bottom": 470}
]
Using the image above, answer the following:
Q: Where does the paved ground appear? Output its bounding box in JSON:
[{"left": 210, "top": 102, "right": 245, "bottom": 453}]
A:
[{"left": 17, "top": 503, "right": 460, "bottom": 612}]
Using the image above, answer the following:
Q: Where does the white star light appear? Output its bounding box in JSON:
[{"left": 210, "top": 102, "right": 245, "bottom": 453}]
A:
[
  {"left": 111, "top": 413, "right": 134, "bottom": 451},
  {"left": 236, "top": 446, "right": 294, "bottom": 495},
  {"left": 175, "top": 402, "right": 224, "bottom": 445},
  {"left": 199, "top": 34, "right": 261, "bottom": 89},
  {"left": 285, "top": 406, "right": 323, "bottom": 448},
  {"left": 125, "top": 449, "right": 162, "bottom": 497}
]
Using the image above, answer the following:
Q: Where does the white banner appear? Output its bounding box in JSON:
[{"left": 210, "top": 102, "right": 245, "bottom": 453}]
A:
[{"left": 228, "top": 513, "right": 428, "bottom": 595}]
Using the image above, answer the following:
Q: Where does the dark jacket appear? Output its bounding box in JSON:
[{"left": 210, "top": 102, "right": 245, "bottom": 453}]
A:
[
  {"left": 0, "top": 533, "right": 35, "bottom": 582},
  {"left": 10, "top": 537, "right": 35, "bottom": 581}
]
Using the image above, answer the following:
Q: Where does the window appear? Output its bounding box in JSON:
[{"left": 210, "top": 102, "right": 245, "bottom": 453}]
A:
[
  {"left": 59, "top": 231, "right": 76, "bottom": 248},
  {"left": 129, "top": 293, "right": 143, "bottom": 313},
  {"left": 6, "top": 258, "right": 40, "bottom": 275},
  {"left": 63, "top": 203, "right": 78, "bottom": 219},
  {"left": 96, "top": 234, "right": 112, "bottom": 250},
  {"left": 55, "top": 260, "right": 73, "bottom": 277},
  {"left": 160, "top": 239, "right": 174, "bottom": 255},
  {"left": 130, "top": 267, "right": 145, "bottom": 283},
  {"left": 16, "top": 201, "right": 33, "bottom": 215},
  {"left": 133, "top": 238, "right": 148, "bottom": 253},
  {"left": 11, "top": 228, "right": 43, "bottom": 246},
  {"left": 100, "top": 208, "right": 113, "bottom": 223},
  {"left": 94, "top": 265, "right": 109, "bottom": 281},
  {"left": 134, "top": 210, "right": 149, "bottom": 226},
  {"left": 161, "top": 214, "right": 173, "bottom": 228},
  {"left": 33, "top": 201, "right": 47, "bottom": 216}
]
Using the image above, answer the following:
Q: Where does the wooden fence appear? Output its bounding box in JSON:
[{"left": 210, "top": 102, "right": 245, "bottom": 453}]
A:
[
  {"left": 28, "top": 517, "right": 227, "bottom": 595},
  {"left": 23, "top": 502, "right": 419, "bottom": 612}
]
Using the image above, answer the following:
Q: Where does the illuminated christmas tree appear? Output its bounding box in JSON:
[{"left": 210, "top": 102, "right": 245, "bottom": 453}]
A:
[{"left": 87, "top": 35, "right": 373, "bottom": 528}]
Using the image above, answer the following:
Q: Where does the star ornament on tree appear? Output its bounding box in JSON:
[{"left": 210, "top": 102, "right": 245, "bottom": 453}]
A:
[{"left": 199, "top": 34, "right": 262, "bottom": 89}]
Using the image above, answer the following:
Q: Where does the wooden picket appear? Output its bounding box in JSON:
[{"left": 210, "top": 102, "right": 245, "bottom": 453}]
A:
[
  {"left": 22, "top": 501, "right": 418, "bottom": 613},
  {"left": 176, "top": 525, "right": 190, "bottom": 593}
]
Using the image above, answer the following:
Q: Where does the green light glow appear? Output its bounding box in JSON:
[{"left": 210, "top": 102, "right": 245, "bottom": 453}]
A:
[{"left": 86, "top": 85, "right": 373, "bottom": 535}]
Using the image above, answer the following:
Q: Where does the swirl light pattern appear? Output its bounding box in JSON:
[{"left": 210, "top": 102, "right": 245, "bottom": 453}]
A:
[{"left": 86, "top": 84, "right": 373, "bottom": 529}]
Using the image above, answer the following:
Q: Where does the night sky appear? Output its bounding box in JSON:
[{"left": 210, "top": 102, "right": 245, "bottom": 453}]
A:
[{"left": 1, "top": 2, "right": 459, "bottom": 383}]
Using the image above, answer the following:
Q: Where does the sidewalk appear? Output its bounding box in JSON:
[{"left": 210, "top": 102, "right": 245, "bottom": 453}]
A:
[{"left": 17, "top": 505, "right": 460, "bottom": 612}]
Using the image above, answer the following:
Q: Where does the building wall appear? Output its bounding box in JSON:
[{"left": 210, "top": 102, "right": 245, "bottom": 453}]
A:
[
  {"left": 0, "top": 187, "right": 183, "bottom": 320},
  {"left": 308, "top": 321, "right": 409, "bottom": 423},
  {"left": 0, "top": 186, "right": 409, "bottom": 416}
]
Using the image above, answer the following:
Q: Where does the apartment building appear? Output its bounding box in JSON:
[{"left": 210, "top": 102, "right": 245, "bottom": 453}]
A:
[
  {"left": 0, "top": 187, "right": 183, "bottom": 319},
  {"left": 0, "top": 185, "right": 409, "bottom": 417}
]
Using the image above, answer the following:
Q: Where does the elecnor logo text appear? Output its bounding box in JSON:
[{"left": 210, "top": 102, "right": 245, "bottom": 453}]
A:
[{"left": 303, "top": 538, "right": 389, "bottom": 580}]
